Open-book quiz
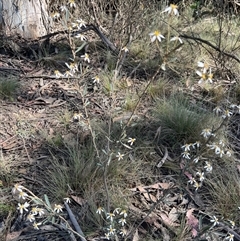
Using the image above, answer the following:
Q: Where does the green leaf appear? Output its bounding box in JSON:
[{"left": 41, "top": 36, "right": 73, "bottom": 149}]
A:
[
  {"left": 44, "top": 194, "right": 52, "bottom": 209},
  {"left": 32, "top": 197, "right": 43, "bottom": 205},
  {"left": 75, "top": 42, "right": 88, "bottom": 54}
]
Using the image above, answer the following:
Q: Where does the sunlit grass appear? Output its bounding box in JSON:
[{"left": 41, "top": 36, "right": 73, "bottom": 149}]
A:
[{"left": 147, "top": 79, "right": 172, "bottom": 99}]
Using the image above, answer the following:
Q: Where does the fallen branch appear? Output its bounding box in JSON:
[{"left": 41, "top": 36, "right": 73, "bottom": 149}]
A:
[
  {"left": 64, "top": 202, "right": 86, "bottom": 241},
  {"left": 157, "top": 146, "right": 168, "bottom": 168},
  {"left": 37, "top": 24, "right": 117, "bottom": 53}
]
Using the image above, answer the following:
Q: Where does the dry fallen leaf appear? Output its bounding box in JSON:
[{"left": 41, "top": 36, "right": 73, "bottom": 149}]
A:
[
  {"left": 184, "top": 171, "right": 193, "bottom": 180},
  {"left": 179, "top": 196, "right": 189, "bottom": 205},
  {"left": 186, "top": 208, "right": 199, "bottom": 237},
  {"left": 148, "top": 182, "right": 172, "bottom": 190},
  {"left": 158, "top": 223, "right": 171, "bottom": 241},
  {"left": 157, "top": 210, "right": 180, "bottom": 227},
  {"left": 132, "top": 229, "right": 139, "bottom": 241},
  {"left": 168, "top": 207, "right": 179, "bottom": 223},
  {"left": 6, "top": 231, "right": 21, "bottom": 241},
  {"left": 70, "top": 195, "right": 86, "bottom": 206},
  {"left": 35, "top": 97, "right": 56, "bottom": 105},
  {"left": 129, "top": 204, "right": 146, "bottom": 217},
  {"left": 130, "top": 182, "right": 172, "bottom": 192},
  {"left": 6, "top": 228, "right": 28, "bottom": 241},
  {"left": 137, "top": 186, "right": 156, "bottom": 202},
  {"left": 237, "top": 165, "right": 240, "bottom": 173}
]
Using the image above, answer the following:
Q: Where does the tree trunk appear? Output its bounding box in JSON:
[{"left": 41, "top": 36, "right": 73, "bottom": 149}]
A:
[{"left": 1, "top": 0, "right": 50, "bottom": 39}]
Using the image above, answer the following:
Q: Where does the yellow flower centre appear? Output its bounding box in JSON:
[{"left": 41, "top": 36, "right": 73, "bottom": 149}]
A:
[
  {"left": 32, "top": 207, "right": 37, "bottom": 212},
  {"left": 154, "top": 30, "right": 160, "bottom": 36},
  {"left": 170, "top": 4, "right": 178, "bottom": 9},
  {"left": 208, "top": 73, "right": 213, "bottom": 79},
  {"left": 70, "top": 63, "right": 75, "bottom": 69}
]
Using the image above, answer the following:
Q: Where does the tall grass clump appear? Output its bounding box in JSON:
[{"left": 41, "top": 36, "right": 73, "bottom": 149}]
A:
[
  {"left": 43, "top": 123, "right": 143, "bottom": 236},
  {"left": 153, "top": 94, "right": 219, "bottom": 150},
  {"left": 45, "top": 127, "right": 140, "bottom": 202},
  {"left": 205, "top": 163, "right": 240, "bottom": 223},
  {"left": 0, "top": 78, "right": 19, "bottom": 100},
  {"left": 46, "top": 140, "right": 103, "bottom": 200},
  {"left": 0, "top": 153, "right": 15, "bottom": 187}
]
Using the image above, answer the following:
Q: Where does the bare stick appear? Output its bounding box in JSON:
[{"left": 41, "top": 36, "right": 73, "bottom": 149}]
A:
[{"left": 179, "top": 34, "right": 240, "bottom": 63}]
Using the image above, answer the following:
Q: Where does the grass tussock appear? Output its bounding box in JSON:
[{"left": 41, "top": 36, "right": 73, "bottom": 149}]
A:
[
  {"left": 153, "top": 94, "right": 219, "bottom": 149},
  {"left": 0, "top": 153, "right": 15, "bottom": 187},
  {"left": 46, "top": 132, "right": 141, "bottom": 203},
  {"left": 147, "top": 79, "right": 172, "bottom": 99},
  {"left": 206, "top": 163, "right": 240, "bottom": 223},
  {"left": 0, "top": 78, "right": 20, "bottom": 100}
]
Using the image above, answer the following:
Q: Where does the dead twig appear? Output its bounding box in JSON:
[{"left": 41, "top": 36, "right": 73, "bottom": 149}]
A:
[
  {"left": 179, "top": 34, "right": 240, "bottom": 63},
  {"left": 20, "top": 135, "right": 32, "bottom": 164},
  {"left": 157, "top": 147, "right": 169, "bottom": 168},
  {"left": 35, "top": 24, "right": 117, "bottom": 53},
  {"left": 64, "top": 202, "right": 86, "bottom": 241}
]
